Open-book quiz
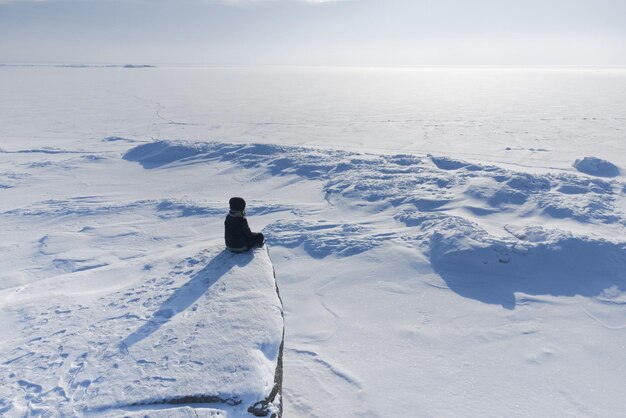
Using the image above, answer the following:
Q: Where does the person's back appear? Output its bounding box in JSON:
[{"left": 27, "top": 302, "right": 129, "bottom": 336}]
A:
[{"left": 224, "top": 197, "right": 265, "bottom": 252}]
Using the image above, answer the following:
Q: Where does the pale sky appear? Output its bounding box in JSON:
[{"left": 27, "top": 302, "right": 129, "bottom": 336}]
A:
[{"left": 1, "top": 0, "right": 625, "bottom": 65}]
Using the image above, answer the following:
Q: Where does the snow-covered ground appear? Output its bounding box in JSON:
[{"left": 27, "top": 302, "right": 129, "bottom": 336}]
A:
[
  {"left": 0, "top": 158, "right": 283, "bottom": 417},
  {"left": 1, "top": 66, "right": 626, "bottom": 417}
]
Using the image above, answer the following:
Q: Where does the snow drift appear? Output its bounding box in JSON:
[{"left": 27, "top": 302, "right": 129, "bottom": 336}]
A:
[
  {"left": 426, "top": 218, "right": 626, "bottom": 308},
  {"left": 574, "top": 156, "right": 620, "bottom": 177},
  {"left": 124, "top": 141, "right": 626, "bottom": 310}
]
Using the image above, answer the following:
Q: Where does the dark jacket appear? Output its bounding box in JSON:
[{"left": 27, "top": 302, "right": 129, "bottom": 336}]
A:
[{"left": 224, "top": 213, "right": 255, "bottom": 249}]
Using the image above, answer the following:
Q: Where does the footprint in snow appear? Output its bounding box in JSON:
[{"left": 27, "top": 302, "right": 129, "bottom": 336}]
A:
[{"left": 18, "top": 379, "right": 43, "bottom": 393}]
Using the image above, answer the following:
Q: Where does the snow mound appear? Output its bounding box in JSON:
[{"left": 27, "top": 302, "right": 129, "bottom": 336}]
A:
[
  {"left": 425, "top": 218, "right": 626, "bottom": 308},
  {"left": 123, "top": 141, "right": 211, "bottom": 169},
  {"left": 0, "top": 248, "right": 284, "bottom": 418},
  {"left": 430, "top": 155, "right": 485, "bottom": 171},
  {"left": 574, "top": 156, "right": 620, "bottom": 177}
]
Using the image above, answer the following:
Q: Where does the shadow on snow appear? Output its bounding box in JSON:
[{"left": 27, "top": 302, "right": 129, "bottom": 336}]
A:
[{"left": 120, "top": 250, "right": 253, "bottom": 349}]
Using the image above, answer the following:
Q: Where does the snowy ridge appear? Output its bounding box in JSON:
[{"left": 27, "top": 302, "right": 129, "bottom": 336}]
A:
[
  {"left": 124, "top": 140, "right": 625, "bottom": 229},
  {"left": 125, "top": 140, "right": 626, "bottom": 307},
  {"left": 426, "top": 218, "right": 626, "bottom": 308}
]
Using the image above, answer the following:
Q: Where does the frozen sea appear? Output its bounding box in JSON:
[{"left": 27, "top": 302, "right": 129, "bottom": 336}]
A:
[
  {"left": 3, "top": 65, "right": 626, "bottom": 169},
  {"left": 1, "top": 65, "right": 626, "bottom": 417}
]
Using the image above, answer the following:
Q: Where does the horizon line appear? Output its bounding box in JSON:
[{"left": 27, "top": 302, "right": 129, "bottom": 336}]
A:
[{"left": 3, "top": 62, "right": 626, "bottom": 70}]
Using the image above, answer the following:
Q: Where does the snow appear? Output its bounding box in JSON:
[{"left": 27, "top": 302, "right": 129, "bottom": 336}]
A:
[
  {"left": 574, "top": 156, "right": 621, "bottom": 177},
  {"left": 0, "top": 146, "right": 284, "bottom": 417},
  {"left": 0, "top": 242, "right": 282, "bottom": 417},
  {"left": 1, "top": 66, "right": 626, "bottom": 417}
]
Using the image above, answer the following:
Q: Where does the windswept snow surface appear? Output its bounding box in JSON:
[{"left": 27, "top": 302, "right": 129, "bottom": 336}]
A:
[
  {"left": 2, "top": 66, "right": 626, "bottom": 417},
  {"left": 0, "top": 142, "right": 284, "bottom": 417}
]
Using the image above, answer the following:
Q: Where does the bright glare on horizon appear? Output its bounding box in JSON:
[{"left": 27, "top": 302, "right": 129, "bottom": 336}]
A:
[{"left": 0, "top": 0, "right": 625, "bottom": 66}]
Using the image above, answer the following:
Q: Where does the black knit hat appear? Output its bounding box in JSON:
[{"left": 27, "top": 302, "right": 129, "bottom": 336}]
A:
[{"left": 229, "top": 197, "right": 246, "bottom": 212}]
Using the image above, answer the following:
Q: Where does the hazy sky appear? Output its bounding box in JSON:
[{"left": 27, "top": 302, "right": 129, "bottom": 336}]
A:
[{"left": 1, "top": 0, "right": 625, "bottom": 65}]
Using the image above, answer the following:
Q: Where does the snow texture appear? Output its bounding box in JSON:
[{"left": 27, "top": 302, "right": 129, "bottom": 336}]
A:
[
  {"left": 1, "top": 243, "right": 282, "bottom": 417},
  {"left": 126, "top": 140, "right": 626, "bottom": 230},
  {"left": 122, "top": 140, "right": 626, "bottom": 312},
  {"left": 3, "top": 66, "right": 626, "bottom": 418}
]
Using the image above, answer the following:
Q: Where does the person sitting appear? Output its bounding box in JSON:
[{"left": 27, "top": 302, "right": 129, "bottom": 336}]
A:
[{"left": 224, "top": 197, "right": 265, "bottom": 253}]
